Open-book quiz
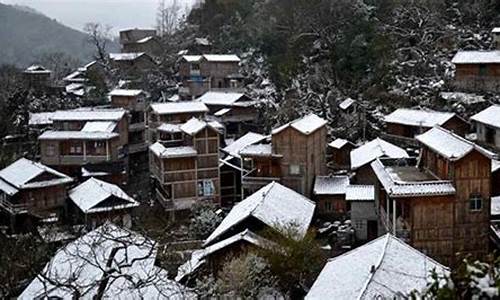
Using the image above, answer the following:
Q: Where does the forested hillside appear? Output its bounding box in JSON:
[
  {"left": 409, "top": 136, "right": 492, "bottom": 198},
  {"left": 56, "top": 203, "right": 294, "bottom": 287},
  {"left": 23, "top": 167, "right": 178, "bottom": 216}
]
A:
[
  {"left": 0, "top": 3, "right": 104, "bottom": 66},
  {"left": 181, "top": 0, "right": 500, "bottom": 138}
]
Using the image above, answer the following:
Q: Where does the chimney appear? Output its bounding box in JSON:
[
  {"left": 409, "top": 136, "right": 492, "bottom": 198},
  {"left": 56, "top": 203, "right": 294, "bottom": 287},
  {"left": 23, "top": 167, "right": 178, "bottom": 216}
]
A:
[{"left": 492, "top": 28, "right": 500, "bottom": 49}]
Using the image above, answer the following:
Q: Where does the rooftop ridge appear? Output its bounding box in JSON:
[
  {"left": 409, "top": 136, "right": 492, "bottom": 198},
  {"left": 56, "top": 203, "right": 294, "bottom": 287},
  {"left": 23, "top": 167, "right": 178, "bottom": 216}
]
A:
[{"left": 358, "top": 233, "right": 391, "bottom": 300}]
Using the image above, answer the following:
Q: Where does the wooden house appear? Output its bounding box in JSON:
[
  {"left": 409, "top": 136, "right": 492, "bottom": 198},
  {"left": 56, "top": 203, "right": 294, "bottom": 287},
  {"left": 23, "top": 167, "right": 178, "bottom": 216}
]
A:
[
  {"left": 346, "top": 185, "right": 377, "bottom": 241},
  {"left": 384, "top": 108, "right": 469, "bottom": 141},
  {"left": 178, "top": 54, "right": 243, "bottom": 98},
  {"left": 23, "top": 65, "right": 52, "bottom": 90},
  {"left": 371, "top": 126, "right": 493, "bottom": 265},
  {"left": 38, "top": 109, "right": 129, "bottom": 182},
  {"left": 198, "top": 91, "right": 260, "bottom": 138},
  {"left": 109, "top": 52, "right": 156, "bottom": 73},
  {"left": 313, "top": 175, "right": 350, "bottom": 217},
  {"left": 471, "top": 105, "right": 500, "bottom": 150},
  {"left": 328, "top": 138, "right": 355, "bottom": 169},
  {"left": 239, "top": 114, "right": 327, "bottom": 198},
  {"left": 149, "top": 118, "right": 221, "bottom": 211},
  {"left": 120, "top": 28, "right": 162, "bottom": 57},
  {"left": 219, "top": 132, "right": 267, "bottom": 207},
  {"left": 109, "top": 89, "right": 148, "bottom": 154},
  {"left": 0, "top": 158, "right": 73, "bottom": 231},
  {"left": 306, "top": 234, "right": 448, "bottom": 299},
  {"left": 68, "top": 177, "right": 139, "bottom": 229},
  {"left": 148, "top": 101, "right": 209, "bottom": 143},
  {"left": 451, "top": 46, "right": 500, "bottom": 92},
  {"left": 350, "top": 138, "right": 409, "bottom": 185}
]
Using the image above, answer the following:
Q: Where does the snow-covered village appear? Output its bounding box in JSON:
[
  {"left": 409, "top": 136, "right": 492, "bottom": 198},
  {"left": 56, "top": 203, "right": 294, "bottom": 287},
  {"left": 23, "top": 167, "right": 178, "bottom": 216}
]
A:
[{"left": 3, "top": 0, "right": 500, "bottom": 298}]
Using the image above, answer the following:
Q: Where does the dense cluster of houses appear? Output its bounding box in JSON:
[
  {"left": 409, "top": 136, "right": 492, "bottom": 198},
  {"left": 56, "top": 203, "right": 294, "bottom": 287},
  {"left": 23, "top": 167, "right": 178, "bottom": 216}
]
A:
[{"left": 7, "top": 27, "right": 500, "bottom": 298}]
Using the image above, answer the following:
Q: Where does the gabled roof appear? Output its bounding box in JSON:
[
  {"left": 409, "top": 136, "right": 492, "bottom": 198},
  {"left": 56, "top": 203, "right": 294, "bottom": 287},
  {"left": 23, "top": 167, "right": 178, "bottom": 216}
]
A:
[
  {"left": 328, "top": 138, "right": 354, "bottom": 149},
  {"left": 51, "top": 109, "right": 126, "bottom": 122},
  {"left": 222, "top": 132, "right": 267, "bottom": 159},
  {"left": 202, "top": 54, "right": 240, "bottom": 62},
  {"left": 0, "top": 158, "right": 72, "bottom": 195},
  {"left": 416, "top": 126, "right": 494, "bottom": 161},
  {"left": 157, "top": 123, "right": 182, "bottom": 133},
  {"left": 181, "top": 55, "right": 203, "bottom": 62},
  {"left": 149, "top": 142, "right": 197, "bottom": 159},
  {"left": 204, "top": 182, "right": 315, "bottom": 246},
  {"left": 197, "top": 91, "right": 247, "bottom": 106},
  {"left": 150, "top": 101, "right": 209, "bottom": 115},
  {"left": 63, "top": 70, "right": 86, "bottom": 82},
  {"left": 176, "top": 229, "right": 274, "bottom": 282},
  {"left": 69, "top": 178, "right": 138, "bottom": 214},
  {"left": 306, "top": 234, "right": 448, "bottom": 300},
  {"left": 350, "top": 138, "right": 409, "bottom": 170},
  {"left": 239, "top": 144, "right": 274, "bottom": 157},
  {"left": 25, "top": 65, "right": 51, "bottom": 73},
  {"left": 110, "top": 52, "right": 148, "bottom": 61},
  {"left": 109, "top": 89, "right": 144, "bottom": 97},
  {"left": 345, "top": 185, "right": 375, "bottom": 201},
  {"left": 39, "top": 131, "right": 119, "bottom": 140},
  {"left": 452, "top": 50, "right": 500, "bottom": 64},
  {"left": 370, "top": 158, "right": 456, "bottom": 198},
  {"left": 81, "top": 121, "right": 117, "bottom": 133},
  {"left": 313, "top": 176, "right": 350, "bottom": 196},
  {"left": 339, "top": 98, "right": 356, "bottom": 110},
  {"left": 471, "top": 105, "right": 500, "bottom": 129},
  {"left": 272, "top": 114, "right": 327, "bottom": 136},
  {"left": 19, "top": 223, "right": 194, "bottom": 300},
  {"left": 384, "top": 108, "right": 456, "bottom": 128},
  {"left": 29, "top": 112, "right": 55, "bottom": 126},
  {"left": 179, "top": 117, "right": 222, "bottom": 136}
]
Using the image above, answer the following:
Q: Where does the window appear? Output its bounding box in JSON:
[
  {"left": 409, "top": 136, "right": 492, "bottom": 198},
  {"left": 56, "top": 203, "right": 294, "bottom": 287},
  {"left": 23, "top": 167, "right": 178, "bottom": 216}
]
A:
[
  {"left": 289, "top": 164, "right": 301, "bottom": 175},
  {"left": 69, "top": 142, "right": 82, "bottom": 154},
  {"left": 324, "top": 201, "right": 332, "bottom": 212},
  {"left": 46, "top": 144, "right": 56, "bottom": 156},
  {"left": 486, "top": 127, "right": 496, "bottom": 144},
  {"left": 469, "top": 194, "right": 483, "bottom": 211},
  {"left": 479, "top": 64, "right": 488, "bottom": 76}
]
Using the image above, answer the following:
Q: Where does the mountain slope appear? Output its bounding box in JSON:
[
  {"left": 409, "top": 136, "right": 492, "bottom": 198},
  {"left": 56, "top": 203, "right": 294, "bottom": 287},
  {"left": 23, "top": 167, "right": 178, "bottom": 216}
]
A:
[{"left": 0, "top": 3, "right": 100, "bottom": 66}]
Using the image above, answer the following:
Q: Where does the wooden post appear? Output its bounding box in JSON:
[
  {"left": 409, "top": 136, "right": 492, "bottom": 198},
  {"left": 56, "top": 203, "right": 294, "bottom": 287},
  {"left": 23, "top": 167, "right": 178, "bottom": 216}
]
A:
[
  {"left": 83, "top": 141, "right": 87, "bottom": 162},
  {"left": 386, "top": 194, "right": 389, "bottom": 232},
  {"left": 393, "top": 198, "right": 397, "bottom": 236},
  {"left": 106, "top": 141, "right": 110, "bottom": 161}
]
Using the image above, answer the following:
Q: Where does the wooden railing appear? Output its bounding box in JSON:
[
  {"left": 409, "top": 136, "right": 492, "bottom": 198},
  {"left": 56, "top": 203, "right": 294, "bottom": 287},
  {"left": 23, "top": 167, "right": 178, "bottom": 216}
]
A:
[
  {"left": 0, "top": 198, "right": 29, "bottom": 215},
  {"left": 379, "top": 206, "right": 411, "bottom": 242}
]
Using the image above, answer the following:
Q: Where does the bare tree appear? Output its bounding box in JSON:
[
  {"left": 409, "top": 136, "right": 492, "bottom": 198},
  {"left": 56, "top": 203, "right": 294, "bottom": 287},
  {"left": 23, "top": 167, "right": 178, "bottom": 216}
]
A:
[
  {"left": 156, "top": 0, "right": 184, "bottom": 37},
  {"left": 83, "top": 22, "right": 112, "bottom": 63}
]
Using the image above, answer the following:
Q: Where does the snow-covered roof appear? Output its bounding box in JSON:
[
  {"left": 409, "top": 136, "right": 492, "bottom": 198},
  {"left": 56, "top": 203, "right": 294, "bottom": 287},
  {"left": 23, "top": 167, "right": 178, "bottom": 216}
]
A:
[
  {"left": 197, "top": 91, "right": 246, "bottom": 106},
  {"left": 345, "top": 185, "right": 374, "bottom": 201},
  {"left": 202, "top": 54, "right": 241, "bottom": 62},
  {"left": 195, "top": 37, "right": 211, "bottom": 46},
  {"left": 329, "top": 138, "right": 354, "bottom": 149},
  {"left": 39, "top": 131, "right": 119, "bottom": 140},
  {"left": 493, "top": 159, "right": 500, "bottom": 173},
  {"left": 239, "top": 144, "right": 274, "bottom": 157},
  {"left": 416, "top": 126, "right": 493, "bottom": 161},
  {"left": 52, "top": 109, "right": 126, "bottom": 122},
  {"left": 25, "top": 64, "right": 51, "bottom": 73},
  {"left": 313, "top": 176, "right": 350, "bottom": 195},
  {"left": 149, "top": 142, "right": 197, "bottom": 159},
  {"left": 63, "top": 70, "right": 86, "bottom": 82},
  {"left": 471, "top": 105, "right": 500, "bottom": 129},
  {"left": 384, "top": 108, "right": 456, "bottom": 128},
  {"left": 182, "top": 55, "right": 203, "bottom": 62},
  {"left": 222, "top": 132, "right": 267, "bottom": 158},
  {"left": 29, "top": 112, "right": 55, "bottom": 126},
  {"left": 305, "top": 234, "right": 449, "bottom": 300},
  {"left": 492, "top": 196, "right": 500, "bottom": 216},
  {"left": 157, "top": 123, "right": 182, "bottom": 133},
  {"left": 371, "top": 158, "right": 456, "bottom": 198},
  {"left": 204, "top": 182, "right": 315, "bottom": 246},
  {"left": 350, "top": 138, "right": 409, "bottom": 170},
  {"left": 452, "top": 50, "right": 500, "bottom": 64},
  {"left": 136, "top": 36, "right": 155, "bottom": 43},
  {"left": 150, "top": 101, "right": 209, "bottom": 115},
  {"left": 339, "top": 98, "right": 356, "bottom": 110},
  {"left": 110, "top": 52, "right": 147, "bottom": 61},
  {"left": 214, "top": 108, "right": 232, "bottom": 116},
  {"left": 19, "top": 223, "right": 194, "bottom": 300},
  {"left": 109, "top": 89, "right": 144, "bottom": 97},
  {"left": 0, "top": 158, "right": 72, "bottom": 194},
  {"left": 180, "top": 118, "right": 207, "bottom": 135},
  {"left": 81, "top": 121, "right": 117, "bottom": 133},
  {"left": 272, "top": 114, "right": 327, "bottom": 136},
  {"left": 176, "top": 230, "right": 274, "bottom": 282},
  {"left": 69, "top": 178, "right": 138, "bottom": 214}
]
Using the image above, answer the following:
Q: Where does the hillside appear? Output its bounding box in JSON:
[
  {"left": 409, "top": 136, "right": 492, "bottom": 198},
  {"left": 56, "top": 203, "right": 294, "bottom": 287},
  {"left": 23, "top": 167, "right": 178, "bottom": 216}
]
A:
[{"left": 0, "top": 3, "right": 106, "bottom": 67}]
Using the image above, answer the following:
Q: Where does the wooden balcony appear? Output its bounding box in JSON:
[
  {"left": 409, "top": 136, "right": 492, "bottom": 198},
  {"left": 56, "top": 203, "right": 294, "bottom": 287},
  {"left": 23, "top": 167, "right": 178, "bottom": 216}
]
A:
[
  {"left": 43, "top": 155, "right": 112, "bottom": 166},
  {"left": 0, "top": 198, "right": 29, "bottom": 215},
  {"left": 379, "top": 206, "right": 411, "bottom": 243}
]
